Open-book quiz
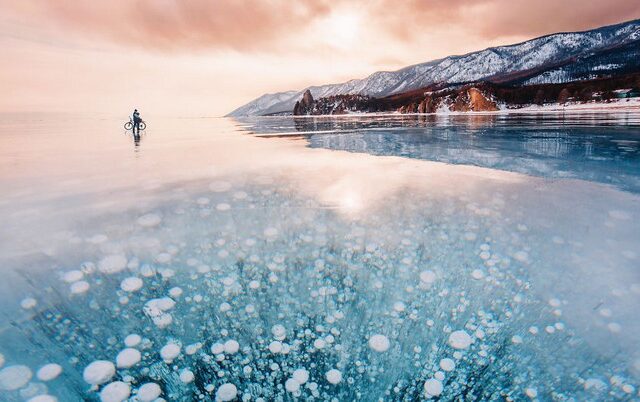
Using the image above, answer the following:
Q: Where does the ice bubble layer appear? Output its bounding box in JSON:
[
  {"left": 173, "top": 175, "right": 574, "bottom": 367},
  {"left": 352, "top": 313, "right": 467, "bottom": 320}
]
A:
[{"left": 0, "top": 177, "right": 639, "bottom": 401}]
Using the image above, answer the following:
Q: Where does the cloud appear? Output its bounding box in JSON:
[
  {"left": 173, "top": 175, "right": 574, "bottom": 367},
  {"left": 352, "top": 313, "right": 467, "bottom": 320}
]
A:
[
  {"left": 3, "top": 0, "right": 639, "bottom": 54},
  {"left": 0, "top": 0, "right": 334, "bottom": 51},
  {"left": 369, "top": 0, "right": 640, "bottom": 42}
]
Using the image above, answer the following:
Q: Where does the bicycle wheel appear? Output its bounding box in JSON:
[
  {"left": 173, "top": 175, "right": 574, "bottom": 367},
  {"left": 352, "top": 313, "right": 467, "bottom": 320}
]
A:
[
  {"left": 124, "top": 121, "right": 133, "bottom": 130},
  {"left": 139, "top": 122, "right": 147, "bottom": 130}
]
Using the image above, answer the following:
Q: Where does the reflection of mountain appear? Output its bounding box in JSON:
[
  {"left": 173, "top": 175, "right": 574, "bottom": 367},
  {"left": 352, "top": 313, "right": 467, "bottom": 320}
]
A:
[
  {"left": 234, "top": 114, "right": 640, "bottom": 193},
  {"left": 306, "top": 125, "right": 640, "bottom": 192},
  {"left": 228, "top": 19, "right": 640, "bottom": 116}
]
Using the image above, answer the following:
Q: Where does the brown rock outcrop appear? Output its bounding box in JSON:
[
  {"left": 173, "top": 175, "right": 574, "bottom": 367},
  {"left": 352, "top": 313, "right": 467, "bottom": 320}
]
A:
[{"left": 293, "top": 89, "right": 315, "bottom": 115}]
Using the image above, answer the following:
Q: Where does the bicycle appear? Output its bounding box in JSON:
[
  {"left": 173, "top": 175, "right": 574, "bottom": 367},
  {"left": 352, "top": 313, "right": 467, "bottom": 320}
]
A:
[{"left": 124, "top": 118, "right": 147, "bottom": 131}]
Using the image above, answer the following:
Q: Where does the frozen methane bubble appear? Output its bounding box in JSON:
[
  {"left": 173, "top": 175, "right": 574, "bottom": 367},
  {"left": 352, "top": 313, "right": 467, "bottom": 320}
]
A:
[
  {"left": 209, "top": 181, "right": 231, "bottom": 192},
  {"left": 83, "top": 360, "right": 115, "bottom": 385},
  {"left": 62, "top": 270, "right": 83, "bottom": 283},
  {"left": 179, "top": 369, "right": 194, "bottom": 383},
  {"left": 439, "top": 358, "right": 455, "bottom": 372},
  {"left": 116, "top": 348, "right": 141, "bottom": 368},
  {"left": 608, "top": 210, "right": 631, "bottom": 220},
  {"left": 0, "top": 353, "right": 4, "bottom": 368},
  {"left": 21, "top": 297, "right": 37, "bottom": 310},
  {"left": 211, "top": 343, "right": 225, "bottom": 355},
  {"left": 124, "top": 334, "right": 142, "bottom": 347},
  {"left": 271, "top": 324, "right": 286, "bottom": 340},
  {"left": 425, "top": 378, "right": 444, "bottom": 397},
  {"left": 137, "top": 213, "right": 161, "bottom": 228},
  {"left": 368, "top": 334, "right": 390, "bottom": 352},
  {"left": 70, "top": 281, "right": 90, "bottom": 294},
  {"left": 0, "top": 365, "right": 33, "bottom": 390},
  {"left": 99, "top": 381, "right": 130, "bottom": 402},
  {"left": 216, "top": 383, "right": 237, "bottom": 401},
  {"left": 420, "top": 270, "right": 436, "bottom": 284},
  {"left": 27, "top": 396, "right": 57, "bottom": 402},
  {"left": 471, "top": 269, "right": 484, "bottom": 280},
  {"left": 36, "top": 363, "right": 62, "bottom": 381},
  {"left": 216, "top": 203, "right": 231, "bottom": 211},
  {"left": 160, "top": 342, "right": 181, "bottom": 362},
  {"left": 326, "top": 369, "right": 342, "bottom": 384},
  {"left": 120, "top": 277, "right": 143, "bottom": 292},
  {"left": 285, "top": 378, "right": 300, "bottom": 393},
  {"left": 143, "top": 298, "right": 176, "bottom": 329},
  {"left": 292, "top": 368, "right": 309, "bottom": 384},
  {"left": 448, "top": 330, "right": 473, "bottom": 350},
  {"left": 268, "top": 341, "right": 283, "bottom": 354},
  {"left": 513, "top": 251, "right": 529, "bottom": 263},
  {"left": 169, "top": 287, "right": 183, "bottom": 298},
  {"left": 136, "top": 383, "right": 162, "bottom": 401},
  {"left": 224, "top": 340, "right": 240, "bottom": 354},
  {"left": 98, "top": 255, "right": 128, "bottom": 274}
]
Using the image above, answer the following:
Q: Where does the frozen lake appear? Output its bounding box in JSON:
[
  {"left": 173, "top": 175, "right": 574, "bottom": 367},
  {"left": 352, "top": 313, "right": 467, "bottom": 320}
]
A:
[{"left": 0, "top": 112, "right": 639, "bottom": 401}]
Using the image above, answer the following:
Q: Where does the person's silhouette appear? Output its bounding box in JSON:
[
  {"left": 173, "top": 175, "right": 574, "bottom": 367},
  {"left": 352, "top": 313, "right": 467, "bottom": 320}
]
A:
[{"left": 132, "top": 109, "right": 142, "bottom": 134}]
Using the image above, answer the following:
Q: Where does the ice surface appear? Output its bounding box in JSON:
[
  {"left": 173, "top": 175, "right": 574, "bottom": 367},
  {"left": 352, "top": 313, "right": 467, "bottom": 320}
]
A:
[{"left": 0, "top": 114, "right": 639, "bottom": 400}]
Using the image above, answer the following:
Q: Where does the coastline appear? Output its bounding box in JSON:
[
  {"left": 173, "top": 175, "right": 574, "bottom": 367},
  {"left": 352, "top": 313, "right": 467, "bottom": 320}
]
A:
[{"left": 250, "top": 98, "right": 640, "bottom": 119}]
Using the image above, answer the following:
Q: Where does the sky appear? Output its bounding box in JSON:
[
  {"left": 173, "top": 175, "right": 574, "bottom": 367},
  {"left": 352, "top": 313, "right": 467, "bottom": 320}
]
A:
[{"left": 1, "top": 0, "right": 639, "bottom": 117}]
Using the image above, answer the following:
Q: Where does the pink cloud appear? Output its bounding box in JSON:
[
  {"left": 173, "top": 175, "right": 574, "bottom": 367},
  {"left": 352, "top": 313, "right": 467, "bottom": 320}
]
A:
[{"left": 2, "top": 0, "right": 638, "bottom": 52}]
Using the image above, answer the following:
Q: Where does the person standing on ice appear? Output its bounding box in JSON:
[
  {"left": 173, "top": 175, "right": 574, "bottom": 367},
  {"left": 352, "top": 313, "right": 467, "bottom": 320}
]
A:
[{"left": 132, "top": 109, "right": 142, "bottom": 135}]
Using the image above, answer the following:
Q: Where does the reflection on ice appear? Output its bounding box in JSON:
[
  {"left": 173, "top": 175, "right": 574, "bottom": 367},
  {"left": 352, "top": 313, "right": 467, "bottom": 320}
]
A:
[
  {"left": 0, "top": 115, "right": 639, "bottom": 401},
  {"left": 239, "top": 113, "right": 640, "bottom": 193}
]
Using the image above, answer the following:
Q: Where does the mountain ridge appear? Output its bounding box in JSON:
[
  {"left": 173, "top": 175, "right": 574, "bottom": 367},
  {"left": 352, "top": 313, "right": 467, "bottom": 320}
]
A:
[{"left": 227, "top": 19, "right": 640, "bottom": 116}]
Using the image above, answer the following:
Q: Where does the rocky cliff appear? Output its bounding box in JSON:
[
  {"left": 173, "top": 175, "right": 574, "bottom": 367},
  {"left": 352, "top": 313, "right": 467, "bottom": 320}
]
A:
[{"left": 291, "top": 72, "right": 640, "bottom": 115}]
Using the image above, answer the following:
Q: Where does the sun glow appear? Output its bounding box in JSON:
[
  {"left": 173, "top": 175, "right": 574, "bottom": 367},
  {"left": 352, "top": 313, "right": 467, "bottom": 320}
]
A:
[{"left": 320, "top": 10, "right": 362, "bottom": 49}]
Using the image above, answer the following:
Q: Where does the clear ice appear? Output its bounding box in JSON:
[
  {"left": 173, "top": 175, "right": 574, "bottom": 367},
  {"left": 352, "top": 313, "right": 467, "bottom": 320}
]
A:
[{"left": 0, "top": 114, "right": 639, "bottom": 401}]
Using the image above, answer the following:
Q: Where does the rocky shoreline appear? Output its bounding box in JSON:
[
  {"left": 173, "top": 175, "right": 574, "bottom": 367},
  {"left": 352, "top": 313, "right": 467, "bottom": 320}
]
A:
[{"left": 291, "top": 72, "right": 640, "bottom": 116}]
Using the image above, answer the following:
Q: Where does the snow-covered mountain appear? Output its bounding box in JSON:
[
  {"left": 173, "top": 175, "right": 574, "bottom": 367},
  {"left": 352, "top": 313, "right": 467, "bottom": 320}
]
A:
[{"left": 227, "top": 19, "right": 640, "bottom": 116}]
